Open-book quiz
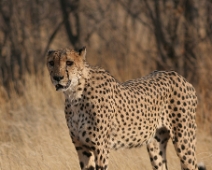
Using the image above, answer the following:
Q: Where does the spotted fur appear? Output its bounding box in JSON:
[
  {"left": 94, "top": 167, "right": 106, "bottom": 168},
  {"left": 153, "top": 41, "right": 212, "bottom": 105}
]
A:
[{"left": 46, "top": 47, "right": 204, "bottom": 170}]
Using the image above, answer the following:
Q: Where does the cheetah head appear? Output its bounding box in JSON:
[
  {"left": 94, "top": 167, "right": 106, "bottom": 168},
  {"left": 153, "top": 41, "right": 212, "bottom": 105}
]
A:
[{"left": 46, "top": 47, "right": 86, "bottom": 91}]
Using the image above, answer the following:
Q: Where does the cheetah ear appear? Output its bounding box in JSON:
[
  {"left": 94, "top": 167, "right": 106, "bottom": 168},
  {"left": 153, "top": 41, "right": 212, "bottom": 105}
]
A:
[
  {"left": 78, "top": 46, "right": 86, "bottom": 60},
  {"left": 47, "top": 50, "right": 55, "bottom": 56}
]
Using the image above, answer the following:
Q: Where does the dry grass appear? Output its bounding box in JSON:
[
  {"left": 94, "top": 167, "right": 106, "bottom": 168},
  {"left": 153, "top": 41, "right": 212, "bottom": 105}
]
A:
[
  {"left": 0, "top": 67, "right": 212, "bottom": 170},
  {"left": 195, "top": 45, "right": 212, "bottom": 134}
]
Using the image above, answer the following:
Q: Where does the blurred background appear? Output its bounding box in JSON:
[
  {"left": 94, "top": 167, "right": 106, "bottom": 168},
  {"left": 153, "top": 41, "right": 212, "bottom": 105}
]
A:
[{"left": 0, "top": 0, "right": 212, "bottom": 169}]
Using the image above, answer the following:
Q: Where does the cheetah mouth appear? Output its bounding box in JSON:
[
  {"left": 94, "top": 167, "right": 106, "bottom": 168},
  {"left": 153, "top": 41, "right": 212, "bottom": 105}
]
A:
[{"left": 55, "top": 80, "right": 71, "bottom": 91}]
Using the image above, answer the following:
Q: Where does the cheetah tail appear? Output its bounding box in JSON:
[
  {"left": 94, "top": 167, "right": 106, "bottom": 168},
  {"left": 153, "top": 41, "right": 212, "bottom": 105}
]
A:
[{"left": 198, "top": 162, "right": 206, "bottom": 170}]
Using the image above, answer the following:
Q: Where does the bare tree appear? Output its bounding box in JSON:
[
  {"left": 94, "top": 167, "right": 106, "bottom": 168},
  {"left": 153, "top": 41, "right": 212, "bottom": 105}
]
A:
[
  {"left": 59, "top": 0, "right": 82, "bottom": 49},
  {"left": 0, "top": 0, "right": 212, "bottom": 95},
  {"left": 0, "top": 0, "right": 63, "bottom": 95},
  {"left": 118, "top": 0, "right": 210, "bottom": 82},
  {"left": 205, "top": 0, "right": 212, "bottom": 42}
]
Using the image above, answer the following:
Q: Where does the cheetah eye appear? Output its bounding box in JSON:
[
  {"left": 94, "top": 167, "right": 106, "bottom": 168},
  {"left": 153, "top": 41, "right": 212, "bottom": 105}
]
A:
[
  {"left": 66, "top": 61, "right": 73, "bottom": 66},
  {"left": 48, "top": 61, "right": 54, "bottom": 66}
]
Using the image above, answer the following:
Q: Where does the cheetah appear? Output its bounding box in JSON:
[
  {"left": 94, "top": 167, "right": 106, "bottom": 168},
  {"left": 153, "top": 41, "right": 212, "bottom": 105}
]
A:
[{"left": 46, "top": 47, "right": 204, "bottom": 170}]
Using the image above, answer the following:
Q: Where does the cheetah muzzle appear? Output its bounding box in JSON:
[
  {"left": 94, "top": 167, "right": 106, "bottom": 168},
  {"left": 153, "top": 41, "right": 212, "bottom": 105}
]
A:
[
  {"left": 46, "top": 47, "right": 205, "bottom": 170},
  {"left": 55, "top": 80, "right": 71, "bottom": 91}
]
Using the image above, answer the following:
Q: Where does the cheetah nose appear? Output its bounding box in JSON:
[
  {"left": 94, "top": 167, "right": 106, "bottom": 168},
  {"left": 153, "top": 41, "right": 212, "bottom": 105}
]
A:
[{"left": 53, "top": 76, "right": 64, "bottom": 82}]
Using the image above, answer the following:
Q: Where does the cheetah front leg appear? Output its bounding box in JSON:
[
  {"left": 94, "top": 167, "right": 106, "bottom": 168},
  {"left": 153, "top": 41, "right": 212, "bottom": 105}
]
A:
[
  {"left": 74, "top": 144, "right": 110, "bottom": 170},
  {"left": 93, "top": 146, "right": 110, "bottom": 170},
  {"left": 75, "top": 145, "right": 96, "bottom": 170}
]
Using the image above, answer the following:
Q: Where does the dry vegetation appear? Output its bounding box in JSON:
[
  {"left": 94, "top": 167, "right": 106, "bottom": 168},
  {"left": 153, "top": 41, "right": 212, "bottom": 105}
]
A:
[
  {"left": 0, "top": 70, "right": 212, "bottom": 170},
  {"left": 0, "top": 0, "right": 212, "bottom": 169}
]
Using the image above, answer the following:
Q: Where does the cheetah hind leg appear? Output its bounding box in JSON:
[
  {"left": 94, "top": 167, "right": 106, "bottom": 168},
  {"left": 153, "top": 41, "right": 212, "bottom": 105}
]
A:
[
  {"left": 171, "top": 128, "right": 199, "bottom": 170},
  {"left": 147, "top": 127, "right": 170, "bottom": 170}
]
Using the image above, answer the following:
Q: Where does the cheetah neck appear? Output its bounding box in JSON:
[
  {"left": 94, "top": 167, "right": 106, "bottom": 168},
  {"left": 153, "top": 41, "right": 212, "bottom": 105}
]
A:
[{"left": 63, "top": 65, "right": 90, "bottom": 102}]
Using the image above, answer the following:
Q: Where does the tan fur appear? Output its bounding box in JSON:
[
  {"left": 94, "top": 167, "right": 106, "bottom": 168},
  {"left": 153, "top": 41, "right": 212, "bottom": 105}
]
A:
[{"left": 46, "top": 48, "right": 199, "bottom": 170}]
